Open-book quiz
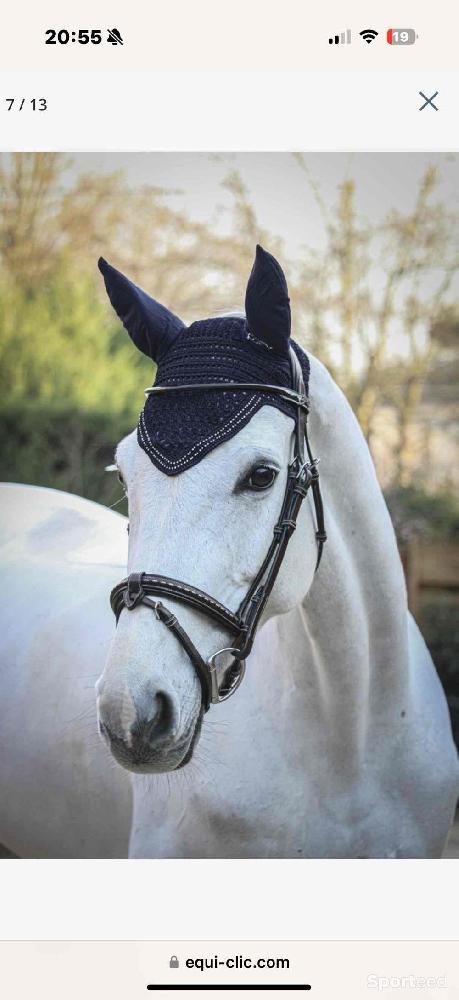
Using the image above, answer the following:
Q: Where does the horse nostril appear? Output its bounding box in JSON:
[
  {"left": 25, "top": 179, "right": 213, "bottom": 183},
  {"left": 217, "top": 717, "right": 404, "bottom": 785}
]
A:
[{"left": 136, "top": 692, "right": 176, "bottom": 745}]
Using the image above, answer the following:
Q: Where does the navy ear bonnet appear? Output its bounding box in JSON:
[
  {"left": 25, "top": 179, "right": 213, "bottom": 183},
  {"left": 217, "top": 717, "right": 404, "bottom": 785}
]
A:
[
  {"left": 99, "top": 246, "right": 309, "bottom": 476},
  {"left": 139, "top": 319, "right": 309, "bottom": 474}
]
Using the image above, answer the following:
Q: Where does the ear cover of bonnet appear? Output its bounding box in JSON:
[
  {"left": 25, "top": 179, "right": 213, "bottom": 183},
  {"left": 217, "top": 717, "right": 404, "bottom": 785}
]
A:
[
  {"left": 98, "top": 257, "right": 185, "bottom": 362},
  {"left": 99, "top": 247, "right": 309, "bottom": 475},
  {"left": 245, "top": 244, "right": 291, "bottom": 356}
]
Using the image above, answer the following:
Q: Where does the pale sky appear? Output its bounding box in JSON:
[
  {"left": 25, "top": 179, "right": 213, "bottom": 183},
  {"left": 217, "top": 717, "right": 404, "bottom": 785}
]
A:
[
  {"left": 62, "top": 152, "right": 459, "bottom": 366},
  {"left": 67, "top": 151, "right": 459, "bottom": 259}
]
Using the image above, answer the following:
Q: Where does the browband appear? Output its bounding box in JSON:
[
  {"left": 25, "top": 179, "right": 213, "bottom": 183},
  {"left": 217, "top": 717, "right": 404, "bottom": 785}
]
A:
[{"left": 145, "top": 381, "right": 310, "bottom": 413}]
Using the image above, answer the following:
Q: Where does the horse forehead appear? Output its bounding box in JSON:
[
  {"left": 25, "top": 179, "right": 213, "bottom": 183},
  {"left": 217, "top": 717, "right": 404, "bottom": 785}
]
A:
[
  {"left": 226, "top": 405, "right": 293, "bottom": 451},
  {"left": 122, "top": 405, "right": 294, "bottom": 492}
]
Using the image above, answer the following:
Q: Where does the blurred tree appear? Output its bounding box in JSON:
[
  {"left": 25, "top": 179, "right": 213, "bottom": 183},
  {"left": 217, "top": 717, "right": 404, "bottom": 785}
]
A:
[
  {"left": 1, "top": 152, "right": 458, "bottom": 495},
  {"left": 291, "top": 157, "right": 459, "bottom": 488},
  {"left": 0, "top": 151, "right": 247, "bottom": 320},
  {"left": 385, "top": 484, "right": 459, "bottom": 544},
  {"left": 0, "top": 267, "right": 150, "bottom": 418},
  {"left": 0, "top": 153, "right": 253, "bottom": 416},
  {"left": 0, "top": 153, "right": 68, "bottom": 291}
]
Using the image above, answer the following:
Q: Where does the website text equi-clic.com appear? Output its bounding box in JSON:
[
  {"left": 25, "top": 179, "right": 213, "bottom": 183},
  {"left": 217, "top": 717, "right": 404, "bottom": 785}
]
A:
[{"left": 183, "top": 955, "right": 290, "bottom": 972}]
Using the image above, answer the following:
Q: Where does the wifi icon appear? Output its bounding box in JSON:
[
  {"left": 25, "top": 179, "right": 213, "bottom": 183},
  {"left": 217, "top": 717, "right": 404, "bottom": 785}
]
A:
[{"left": 360, "top": 28, "right": 379, "bottom": 44}]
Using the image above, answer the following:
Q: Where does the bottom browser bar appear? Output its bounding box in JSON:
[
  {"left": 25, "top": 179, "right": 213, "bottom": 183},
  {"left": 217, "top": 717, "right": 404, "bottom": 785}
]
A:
[{"left": 0, "top": 941, "right": 457, "bottom": 999}]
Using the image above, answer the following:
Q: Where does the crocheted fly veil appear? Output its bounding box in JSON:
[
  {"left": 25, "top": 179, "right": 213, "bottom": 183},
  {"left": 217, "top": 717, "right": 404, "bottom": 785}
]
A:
[{"left": 99, "top": 245, "right": 310, "bottom": 474}]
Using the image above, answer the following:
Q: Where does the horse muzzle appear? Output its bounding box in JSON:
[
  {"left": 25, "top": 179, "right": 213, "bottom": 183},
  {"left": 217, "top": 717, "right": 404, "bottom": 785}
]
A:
[{"left": 98, "top": 687, "right": 201, "bottom": 773}]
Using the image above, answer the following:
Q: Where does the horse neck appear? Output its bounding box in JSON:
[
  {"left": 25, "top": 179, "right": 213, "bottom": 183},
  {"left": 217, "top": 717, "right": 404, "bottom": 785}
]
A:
[{"left": 292, "top": 356, "right": 410, "bottom": 776}]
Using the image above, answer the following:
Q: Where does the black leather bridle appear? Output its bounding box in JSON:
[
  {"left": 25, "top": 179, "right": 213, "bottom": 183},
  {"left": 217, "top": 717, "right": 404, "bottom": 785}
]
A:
[{"left": 110, "top": 348, "right": 326, "bottom": 711}]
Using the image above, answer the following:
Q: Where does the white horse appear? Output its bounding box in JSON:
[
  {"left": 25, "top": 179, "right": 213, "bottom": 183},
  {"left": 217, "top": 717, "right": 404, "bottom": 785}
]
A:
[{"left": 1, "top": 250, "right": 457, "bottom": 858}]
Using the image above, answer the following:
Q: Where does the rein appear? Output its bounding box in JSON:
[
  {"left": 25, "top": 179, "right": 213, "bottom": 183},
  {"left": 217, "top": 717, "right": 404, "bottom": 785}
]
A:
[{"left": 110, "top": 348, "right": 326, "bottom": 711}]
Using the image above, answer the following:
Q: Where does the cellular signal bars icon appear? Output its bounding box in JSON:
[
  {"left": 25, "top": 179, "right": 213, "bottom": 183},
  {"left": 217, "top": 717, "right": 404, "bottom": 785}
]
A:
[{"left": 329, "top": 29, "right": 352, "bottom": 45}]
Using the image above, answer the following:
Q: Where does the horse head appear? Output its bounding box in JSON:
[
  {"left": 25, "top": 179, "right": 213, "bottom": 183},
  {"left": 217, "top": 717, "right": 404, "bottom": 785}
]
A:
[{"left": 95, "top": 247, "right": 320, "bottom": 772}]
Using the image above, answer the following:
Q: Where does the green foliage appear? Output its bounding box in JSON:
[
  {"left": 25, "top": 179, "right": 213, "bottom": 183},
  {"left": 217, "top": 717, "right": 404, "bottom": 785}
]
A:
[
  {"left": 384, "top": 484, "right": 459, "bottom": 544},
  {"left": 419, "top": 598, "right": 459, "bottom": 747},
  {"left": 0, "top": 268, "right": 152, "bottom": 418},
  {"left": 0, "top": 401, "right": 131, "bottom": 515}
]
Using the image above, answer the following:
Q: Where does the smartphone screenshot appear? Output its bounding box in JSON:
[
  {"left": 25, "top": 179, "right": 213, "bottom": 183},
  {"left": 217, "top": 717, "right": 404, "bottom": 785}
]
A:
[{"left": 0, "top": 1, "right": 458, "bottom": 997}]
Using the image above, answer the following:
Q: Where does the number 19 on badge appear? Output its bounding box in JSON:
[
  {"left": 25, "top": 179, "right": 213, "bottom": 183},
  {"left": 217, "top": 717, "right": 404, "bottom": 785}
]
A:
[{"left": 387, "top": 28, "right": 417, "bottom": 45}]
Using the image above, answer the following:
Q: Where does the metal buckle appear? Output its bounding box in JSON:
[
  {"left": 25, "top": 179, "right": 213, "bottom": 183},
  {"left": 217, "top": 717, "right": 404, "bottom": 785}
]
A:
[
  {"left": 207, "top": 647, "right": 247, "bottom": 704},
  {"left": 291, "top": 462, "right": 312, "bottom": 496},
  {"left": 299, "top": 457, "right": 320, "bottom": 483},
  {"left": 298, "top": 394, "right": 310, "bottom": 413}
]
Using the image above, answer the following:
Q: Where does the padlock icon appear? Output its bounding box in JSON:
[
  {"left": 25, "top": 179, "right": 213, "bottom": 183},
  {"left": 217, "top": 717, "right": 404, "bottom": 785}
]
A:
[{"left": 169, "top": 955, "right": 179, "bottom": 969}]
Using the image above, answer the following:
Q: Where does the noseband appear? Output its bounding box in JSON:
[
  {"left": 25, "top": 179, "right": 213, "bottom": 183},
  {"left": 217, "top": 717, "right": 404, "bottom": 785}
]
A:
[{"left": 110, "top": 349, "right": 326, "bottom": 711}]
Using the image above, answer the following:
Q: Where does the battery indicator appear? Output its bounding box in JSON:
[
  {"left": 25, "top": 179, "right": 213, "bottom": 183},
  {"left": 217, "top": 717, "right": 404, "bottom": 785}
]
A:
[{"left": 387, "top": 28, "right": 417, "bottom": 45}]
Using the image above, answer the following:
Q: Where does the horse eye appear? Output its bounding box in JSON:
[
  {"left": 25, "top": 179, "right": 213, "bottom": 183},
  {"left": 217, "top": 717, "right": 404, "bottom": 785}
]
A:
[{"left": 246, "top": 466, "right": 278, "bottom": 491}]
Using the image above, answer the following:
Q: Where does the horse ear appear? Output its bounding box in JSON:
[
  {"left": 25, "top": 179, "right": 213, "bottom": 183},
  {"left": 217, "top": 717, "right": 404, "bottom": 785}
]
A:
[
  {"left": 245, "top": 244, "right": 291, "bottom": 355},
  {"left": 98, "top": 258, "right": 185, "bottom": 362}
]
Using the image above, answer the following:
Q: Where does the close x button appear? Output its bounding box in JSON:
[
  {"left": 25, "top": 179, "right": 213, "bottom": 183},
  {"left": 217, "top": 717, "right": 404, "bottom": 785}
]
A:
[{"left": 419, "top": 90, "right": 439, "bottom": 110}]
